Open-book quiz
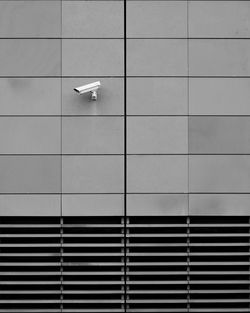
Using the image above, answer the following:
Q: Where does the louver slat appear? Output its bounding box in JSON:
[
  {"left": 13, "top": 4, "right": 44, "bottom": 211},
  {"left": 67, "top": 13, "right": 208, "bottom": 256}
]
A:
[
  {"left": 1, "top": 215, "right": 250, "bottom": 313},
  {"left": 189, "top": 216, "right": 250, "bottom": 313},
  {"left": 125, "top": 216, "right": 188, "bottom": 313},
  {"left": 0, "top": 216, "right": 61, "bottom": 313},
  {"left": 61, "top": 216, "right": 125, "bottom": 313},
  {"left": 126, "top": 216, "right": 250, "bottom": 313}
]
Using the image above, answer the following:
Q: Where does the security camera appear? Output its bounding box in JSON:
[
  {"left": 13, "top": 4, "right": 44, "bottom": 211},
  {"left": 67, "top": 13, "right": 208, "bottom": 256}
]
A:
[{"left": 74, "top": 81, "right": 101, "bottom": 101}]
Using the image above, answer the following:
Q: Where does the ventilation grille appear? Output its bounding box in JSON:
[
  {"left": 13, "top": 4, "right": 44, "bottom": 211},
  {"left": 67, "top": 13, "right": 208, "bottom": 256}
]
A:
[
  {"left": 126, "top": 216, "right": 250, "bottom": 313},
  {"left": 0, "top": 216, "right": 61, "bottom": 313},
  {"left": 62, "top": 216, "right": 125, "bottom": 313},
  {"left": 189, "top": 216, "right": 250, "bottom": 313},
  {"left": 0, "top": 216, "right": 125, "bottom": 313},
  {"left": 126, "top": 216, "right": 188, "bottom": 312},
  {"left": 0, "top": 216, "right": 250, "bottom": 312}
]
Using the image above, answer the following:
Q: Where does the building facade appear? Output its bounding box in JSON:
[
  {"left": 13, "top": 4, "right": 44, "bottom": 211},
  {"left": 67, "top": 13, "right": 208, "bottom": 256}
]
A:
[{"left": 0, "top": 1, "right": 250, "bottom": 312}]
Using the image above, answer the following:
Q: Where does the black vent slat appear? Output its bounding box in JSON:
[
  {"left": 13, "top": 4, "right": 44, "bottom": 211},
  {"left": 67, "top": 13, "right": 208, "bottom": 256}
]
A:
[
  {"left": 0, "top": 217, "right": 61, "bottom": 313},
  {"left": 62, "top": 216, "right": 125, "bottom": 313},
  {"left": 125, "top": 216, "right": 250, "bottom": 312},
  {"left": 189, "top": 216, "right": 250, "bottom": 312},
  {"left": 1, "top": 216, "right": 250, "bottom": 312},
  {"left": 126, "top": 216, "right": 188, "bottom": 312}
]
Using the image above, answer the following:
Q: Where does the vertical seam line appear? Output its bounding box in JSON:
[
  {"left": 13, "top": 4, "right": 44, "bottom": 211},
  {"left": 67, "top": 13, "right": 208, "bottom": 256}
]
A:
[
  {"left": 124, "top": 0, "right": 127, "bottom": 312},
  {"left": 60, "top": 0, "right": 63, "bottom": 312},
  {"left": 187, "top": 0, "right": 190, "bottom": 312}
]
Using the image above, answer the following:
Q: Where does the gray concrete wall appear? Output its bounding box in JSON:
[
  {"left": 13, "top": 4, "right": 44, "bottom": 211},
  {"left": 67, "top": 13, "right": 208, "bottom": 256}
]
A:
[{"left": 0, "top": 0, "right": 249, "bottom": 217}]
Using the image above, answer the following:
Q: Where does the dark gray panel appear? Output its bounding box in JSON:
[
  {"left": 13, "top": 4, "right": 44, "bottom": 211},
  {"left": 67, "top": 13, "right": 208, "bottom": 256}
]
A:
[
  {"left": 62, "top": 1, "right": 123, "bottom": 38},
  {"left": 0, "top": 39, "right": 60, "bottom": 76},
  {"left": 189, "top": 156, "right": 250, "bottom": 193},
  {"left": 0, "top": 156, "right": 61, "bottom": 193},
  {"left": 127, "top": 39, "right": 187, "bottom": 76},
  {"left": 62, "top": 39, "right": 123, "bottom": 76},
  {"left": 62, "top": 117, "right": 124, "bottom": 154},
  {"left": 189, "top": 117, "right": 250, "bottom": 154},
  {"left": 0, "top": 1, "right": 60, "bottom": 37}
]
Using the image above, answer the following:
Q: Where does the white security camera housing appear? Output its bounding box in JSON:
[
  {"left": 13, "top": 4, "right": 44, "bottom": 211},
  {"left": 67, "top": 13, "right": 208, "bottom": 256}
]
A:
[{"left": 74, "top": 81, "right": 101, "bottom": 101}]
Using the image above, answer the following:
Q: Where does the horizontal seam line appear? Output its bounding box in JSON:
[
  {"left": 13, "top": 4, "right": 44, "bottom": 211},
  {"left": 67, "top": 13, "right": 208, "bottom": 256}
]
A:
[
  {"left": 0, "top": 192, "right": 249, "bottom": 195},
  {"left": 3, "top": 115, "right": 250, "bottom": 117},
  {"left": 1, "top": 154, "right": 250, "bottom": 156},
  {"left": 2, "top": 38, "right": 250, "bottom": 39},
  {"left": 2, "top": 76, "right": 250, "bottom": 78}
]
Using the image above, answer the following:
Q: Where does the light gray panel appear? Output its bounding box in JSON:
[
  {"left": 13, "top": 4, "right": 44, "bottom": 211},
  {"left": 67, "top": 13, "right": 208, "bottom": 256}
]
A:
[
  {"left": 62, "top": 39, "right": 123, "bottom": 76},
  {"left": 0, "top": 78, "right": 61, "bottom": 115},
  {"left": 190, "top": 194, "right": 250, "bottom": 216},
  {"left": 62, "top": 117, "right": 124, "bottom": 154},
  {"left": 62, "top": 1, "right": 123, "bottom": 38},
  {"left": 127, "top": 1, "right": 187, "bottom": 38},
  {"left": 63, "top": 156, "right": 124, "bottom": 193},
  {"left": 0, "top": 39, "right": 60, "bottom": 76},
  {"left": 127, "top": 39, "right": 187, "bottom": 76},
  {"left": 0, "top": 195, "right": 60, "bottom": 216},
  {"left": 63, "top": 195, "right": 124, "bottom": 216},
  {"left": 189, "top": 78, "right": 250, "bottom": 115},
  {"left": 189, "top": 117, "right": 250, "bottom": 154},
  {"left": 127, "top": 117, "right": 188, "bottom": 154},
  {"left": 127, "top": 155, "right": 188, "bottom": 193},
  {"left": 0, "top": 117, "right": 60, "bottom": 154},
  {"left": 189, "top": 1, "right": 250, "bottom": 38},
  {"left": 189, "top": 40, "right": 250, "bottom": 76},
  {"left": 62, "top": 78, "right": 123, "bottom": 115},
  {"left": 127, "top": 78, "right": 187, "bottom": 115},
  {"left": 127, "top": 194, "right": 188, "bottom": 216},
  {"left": 189, "top": 156, "right": 250, "bottom": 193},
  {"left": 0, "top": 156, "right": 60, "bottom": 193},
  {"left": 0, "top": 1, "right": 60, "bottom": 37}
]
